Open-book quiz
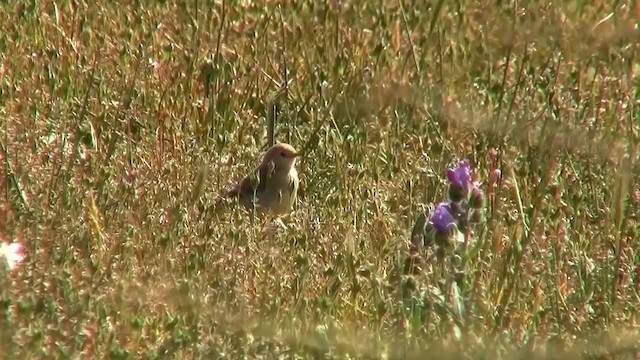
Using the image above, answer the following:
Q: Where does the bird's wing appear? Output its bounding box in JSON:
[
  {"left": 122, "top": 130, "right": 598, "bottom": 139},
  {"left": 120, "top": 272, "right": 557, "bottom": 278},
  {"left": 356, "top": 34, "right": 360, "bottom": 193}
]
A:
[
  {"left": 225, "top": 160, "right": 275, "bottom": 198},
  {"left": 206, "top": 161, "right": 275, "bottom": 220}
]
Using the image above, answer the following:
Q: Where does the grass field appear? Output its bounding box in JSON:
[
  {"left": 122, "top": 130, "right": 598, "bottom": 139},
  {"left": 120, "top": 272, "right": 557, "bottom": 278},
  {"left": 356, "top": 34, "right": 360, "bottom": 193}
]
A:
[{"left": 1, "top": 0, "right": 640, "bottom": 358}]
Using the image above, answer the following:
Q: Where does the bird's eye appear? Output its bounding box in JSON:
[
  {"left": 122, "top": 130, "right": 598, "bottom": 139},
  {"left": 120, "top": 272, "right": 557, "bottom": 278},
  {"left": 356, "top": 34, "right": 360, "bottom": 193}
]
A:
[{"left": 280, "top": 151, "right": 286, "bottom": 157}]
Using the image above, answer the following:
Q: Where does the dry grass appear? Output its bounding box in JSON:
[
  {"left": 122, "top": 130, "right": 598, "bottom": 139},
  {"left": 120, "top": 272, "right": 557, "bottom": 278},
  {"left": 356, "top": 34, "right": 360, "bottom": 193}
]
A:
[{"left": 1, "top": 0, "right": 640, "bottom": 359}]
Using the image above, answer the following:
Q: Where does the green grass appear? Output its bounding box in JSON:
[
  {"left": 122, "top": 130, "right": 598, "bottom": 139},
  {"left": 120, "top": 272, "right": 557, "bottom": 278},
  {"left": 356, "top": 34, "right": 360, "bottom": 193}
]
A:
[{"left": 1, "top": 0, "right": 640, "bottom": 358}]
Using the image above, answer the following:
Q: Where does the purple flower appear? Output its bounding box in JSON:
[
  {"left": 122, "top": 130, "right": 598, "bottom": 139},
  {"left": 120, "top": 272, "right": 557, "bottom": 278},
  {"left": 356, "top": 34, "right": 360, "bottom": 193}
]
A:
[
  {"left": 447, "top": 160, "right": 471, "bottom": 188},
  {"left": 430, "top": 202, "right": 457, "bottom": 233}
]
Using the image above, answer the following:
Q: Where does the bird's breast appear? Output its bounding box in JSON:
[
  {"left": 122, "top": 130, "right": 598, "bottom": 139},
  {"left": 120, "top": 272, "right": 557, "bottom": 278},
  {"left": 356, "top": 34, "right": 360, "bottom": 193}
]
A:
[{"left": 263, "top": 169, "right": 299, "bottom": 213}]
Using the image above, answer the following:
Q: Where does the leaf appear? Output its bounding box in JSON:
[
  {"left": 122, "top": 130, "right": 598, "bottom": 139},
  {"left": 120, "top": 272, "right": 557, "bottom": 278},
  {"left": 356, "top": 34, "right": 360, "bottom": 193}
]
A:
[{"left": 451, "top": 282, "right": 466, "bottom": 324}]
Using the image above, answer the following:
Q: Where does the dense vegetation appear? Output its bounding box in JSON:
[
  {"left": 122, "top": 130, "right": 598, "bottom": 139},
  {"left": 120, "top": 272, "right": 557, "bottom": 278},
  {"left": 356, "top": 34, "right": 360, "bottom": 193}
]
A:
[{"left": 1, "top": 1, "right": 639, "bottom": 358}]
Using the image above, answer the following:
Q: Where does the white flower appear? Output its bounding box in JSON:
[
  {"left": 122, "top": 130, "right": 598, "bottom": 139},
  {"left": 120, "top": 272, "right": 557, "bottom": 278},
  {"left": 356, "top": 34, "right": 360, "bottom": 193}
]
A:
[{"left": 0, "top": 241, "right": 25, "bottom": 271}]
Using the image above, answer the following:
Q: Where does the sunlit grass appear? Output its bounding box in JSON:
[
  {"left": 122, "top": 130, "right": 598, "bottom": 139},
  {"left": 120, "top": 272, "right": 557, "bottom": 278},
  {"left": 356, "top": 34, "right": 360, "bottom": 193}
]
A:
[{"left": 1, "top": 1, "right": 640, "bottom": 359}]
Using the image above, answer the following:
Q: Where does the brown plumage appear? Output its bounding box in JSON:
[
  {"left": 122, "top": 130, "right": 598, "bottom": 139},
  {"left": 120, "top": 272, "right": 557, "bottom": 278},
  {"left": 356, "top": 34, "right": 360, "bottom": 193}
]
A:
[{"left": 219, "top": 142, "right": 302, "bottom": 216}]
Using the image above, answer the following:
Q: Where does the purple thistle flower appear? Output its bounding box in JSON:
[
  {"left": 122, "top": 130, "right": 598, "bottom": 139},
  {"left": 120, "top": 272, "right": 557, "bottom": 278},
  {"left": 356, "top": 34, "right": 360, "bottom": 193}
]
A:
[
  {"left": 430, "top": 201, "right": 457, "bottom": 234},
  {"left": 446, "top": 160, "right": 471, "bottom": 188}
]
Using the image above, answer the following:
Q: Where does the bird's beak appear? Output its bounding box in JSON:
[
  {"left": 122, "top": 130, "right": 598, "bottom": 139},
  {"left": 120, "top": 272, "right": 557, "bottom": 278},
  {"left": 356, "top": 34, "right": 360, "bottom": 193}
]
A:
[{"left": 293, "top": 151, "right": 304, "bottom": 158}]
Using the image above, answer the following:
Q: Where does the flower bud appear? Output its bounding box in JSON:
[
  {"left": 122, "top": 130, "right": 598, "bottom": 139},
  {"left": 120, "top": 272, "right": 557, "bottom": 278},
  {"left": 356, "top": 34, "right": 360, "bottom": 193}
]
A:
[
  {"left": 448, "top": 183, "right": 468, "bottom": 202},
  {"left": 470, "top": 187, "right": 485, "bottom": 209},
  {"left": 489, "top": 169, "right": 501, "bottom": 187}
]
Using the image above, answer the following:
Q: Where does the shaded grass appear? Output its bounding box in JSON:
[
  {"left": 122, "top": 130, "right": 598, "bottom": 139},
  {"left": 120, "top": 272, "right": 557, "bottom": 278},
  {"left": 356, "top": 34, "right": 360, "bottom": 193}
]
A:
[{"left": 1, "top": 0, "right": 640, "bottom": 358}]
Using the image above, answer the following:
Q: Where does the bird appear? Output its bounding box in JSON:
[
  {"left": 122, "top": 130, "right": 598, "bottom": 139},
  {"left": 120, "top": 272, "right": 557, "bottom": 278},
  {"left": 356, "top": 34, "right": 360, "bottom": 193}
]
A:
[{"left": 217, "top": 142, "right": 302, "bottom": 217}]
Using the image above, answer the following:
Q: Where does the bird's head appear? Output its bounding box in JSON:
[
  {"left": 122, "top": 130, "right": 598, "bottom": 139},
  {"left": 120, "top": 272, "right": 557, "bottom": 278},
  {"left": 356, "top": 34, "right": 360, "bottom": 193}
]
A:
[{"left": 262, "top": 142, "right": 302, "bottom": 170}]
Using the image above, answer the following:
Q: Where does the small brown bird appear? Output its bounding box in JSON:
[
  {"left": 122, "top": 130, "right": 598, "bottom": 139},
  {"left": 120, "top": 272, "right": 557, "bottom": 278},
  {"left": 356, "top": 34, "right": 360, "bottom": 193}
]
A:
[{"left": 220, "top": 142, "right": 302, "bottom": 216}]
